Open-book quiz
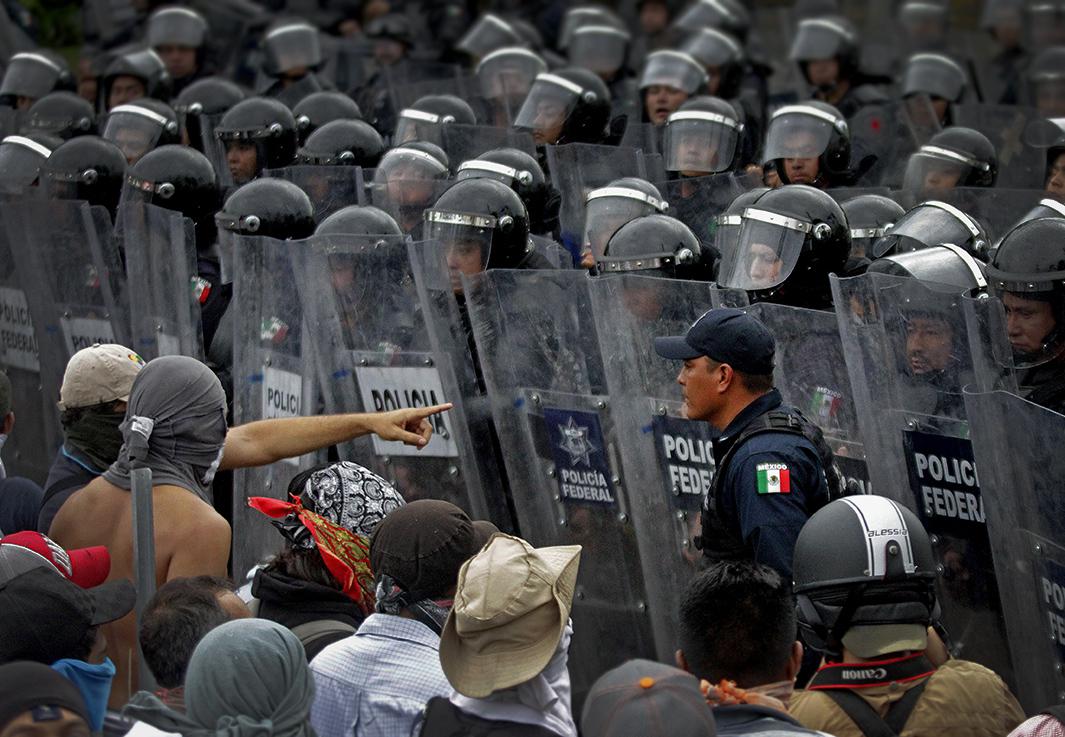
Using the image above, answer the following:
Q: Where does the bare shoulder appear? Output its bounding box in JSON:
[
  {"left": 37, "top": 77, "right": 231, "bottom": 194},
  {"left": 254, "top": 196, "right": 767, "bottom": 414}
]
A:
[
  {"left": 152, "top": 484, "right": 230, "bottom": 533},
  {"left": 49, "top": 476, "right": 120, "bottom": 547}
]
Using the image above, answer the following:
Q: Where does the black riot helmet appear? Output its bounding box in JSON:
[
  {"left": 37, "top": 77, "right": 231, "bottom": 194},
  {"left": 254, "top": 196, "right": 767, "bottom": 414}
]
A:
[
  {"left": 39, "top": 136, "right": 128, "bottom": 218},
  {"left": 680, "top": 27, "right": 746, "bottom": 99},
  {"left": 215, "top": 177, "right": 315, "bottom": 239},
  {"left": 296, "top": 119, "right": 384, "bottom": 168},
  {"left": 789, "top": 16, "right": 860, "bottom": 86},
  {"left": 293, "top": 91, "right": 362, "bottom": 144},
  {"left": 840, "top": 194, "right": 905, "bottom": 260},
  {"left": 1029, "top": 46, "right": 1065, "bottom": 118},
  {"left": 987, "top": 217, "right": 1065, "bottom": 367},
  {"left": 0, "top": 132, "right": 62, "bottom": 193},
  {"left": 1002, "top": 197, "right": 1065, "bottom": 234},
  {"left": 899, "top": 0, "right": 950, "bottom": 50},
  {"left": 216, "top": 97, "right": 299, "bottom": 174},
  {"left": 476, "top": 47, "right": 548, "bottom": 105},
  {"left": 793, "top": 495, "right": 938, "bottom": 660},
  {"left": 262, "top": 20, "right": 323, "bottom": 78},
  {"left": 665, "top": 96, "right": 745, "bottom": 175},
  {"left": 901, "top": 52, "right": 968, "bottom": 105},
  {"left": 599, "top": 214, "right": 714, "bottom": 280},
  {"left": 673, "top": 0, "right": 751, "bottom": 43},
  {"left": 24, "top": 92, "right": 96, "bottom": 139},
  {"left": 457, "top": 13, "right": 523, "bottom": 60},
  {"left": 902, "top": 126, "right": 997, "bottom": 194},
  {"left": 558, "top": 6, "right": 623, "bottom": 51},
  {"left": 582, "top": 177, "right": 669, "bottom": 263},
  {"left": 394, "top": 95, "right": 477, "bottom": 148},
  {"left": 0, "top": 51, "right": 74, "bottom": 108},
  {"left": 568, "top": 24, "right": 631, "bottom": 80},
  {"left": 872, "top": 200, "right": 989, "bottom": 260},
  {"left": 716, "top": 184, "right": 850, "bottom": 307},
  {"left": 424, "top": 177, "right": 531, "bottom": 279},
  {"left": 148, "top": 6, "right": 208, "bottom": 50},
  {"left": 126, "top": 144, "right": 220, "bottom": 227},
  {"left": 372, "top": 142, "right": 450, "bottom": 233},
  {"left": 455, "top": 147, "right": 556, "bottom": 234},
  {"left": 101, "top": 49, "right": 172, "bottom": 110},
  {"left": 315, "top": 205, "right": 402, "bottom": 237},
  {"left": 514, "top": 67, "right": 611, "bottom": 146},
  {"left": 763, "top": 101, "right": 850, "bottom": 188},
  {"left": 868, "top": 243, "right": 988, "bottom": 291},
  {"left": 173, "top": 77, "right": 245, "bottom": 153},
  {"left": 101, "top": 98, "right": 180, "bottom": 165},
  {"left": 712, "top": 186, "right": 769, "bottom": 261},
  {"left": 638, "top": 50, "right": 709, "bottom": 96}
]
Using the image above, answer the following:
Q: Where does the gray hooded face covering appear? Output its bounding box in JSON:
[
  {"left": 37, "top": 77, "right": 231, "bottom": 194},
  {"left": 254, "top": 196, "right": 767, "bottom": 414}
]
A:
[{"left": 103, "top": 355, "right": 228, "bottom": 501}]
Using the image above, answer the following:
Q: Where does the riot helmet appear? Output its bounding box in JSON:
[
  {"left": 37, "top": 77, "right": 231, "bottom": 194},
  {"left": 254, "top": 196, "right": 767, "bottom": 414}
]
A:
[
  {"left": 39, "top": 136, "right": 127, "bottom": 217},
  {"left": 101, "top": 98, "right": 180, "bottom": 165},
  {"left": 716, "top": 184, "right": 850, "bottom": 307},
  {"left": 102, "top": 49, "right": 171, "bottom": 111},
  {"left": 559, "top": 6, "right": 622, "bottom": 51},
  {"left": 582, "top": 177, "right": 669, "bottom": 265},
  {"left": 1025, "top": 2, "right": 1065, "bottom": 52},
  {"left": 215, "top": 97, "right": 298, "bottom": 184},
  {"left": 712, "top": 186, "right": 769, "bottom": 261},
  {"left": 215, "top": 177, "right": 315, "bottom": 240},
  {"left": 665, "top": 96, "right": 745, "bottom": 175},
  {"left": 394, "top": 95, "right": 477, "bottom": 148},
  {"left": 793, "top": 495, "right": 938, "bottom": 659},
  {"left": 638, "top": 51, "right": 708, "bottom": 125},
  {"left": 315, "top": 205, "right": 402, "bottom": 237},
  {"left": 372, "top": 142, "right": 450, "bottom": 233},
  {"left": 514, "top": 67, "right": 611, "bottom": 146},
  {"left": 872, "top": 200, "right": 989, "bottom": 260},
  {"left": 262, "top": 20, "right": 323, "bottom": 79},
  {"left": 424, "top": 177, "right": 531, "bottom": 290},
  {"left": 868, "top": 243, "right": 988, "bottom": 291},
  {"left": 0, "top": 133, "right": 62, "bottom": 193},
  {"left": 789, "top": 16, "right": 860, "bottom": 91},
  {"left": 457, "top": 14, "right": 523, "bottom": 60},
  {"left": 455, "top": 147, "right": 556, "bottom": 235},
  {"left": 568, "top": 25, "right": 631, "bottom": 80},
  {"left": 902, "top": 126, "right": 997, "bottom": 195},
  {"left": 293, "top": 92, "right": 362, "bottom": 144},
  {"left": 986, "top": 217, "right": 1065, "bottom": 367},
  {"left": 681, "top": 27, "right": 746, "bottom": 99},
  {"left": 1002, "top": 197, "right": 1065, "bottom": 235},
  {"left": 477, "top": 47, "right": 547, "bottom": 105},
  {"left": 24, "top": 92, "right": 96, "bottom": 139},
  {"left": 599, "top": 213, "right": 713, "bottom": 280},
  {"left": 1043, "top": 120, "right": 1065, "bottom": 198},
  {"left": 147, "top": 7, "right": 208, "bottom": 83},
  {"left": 840, "top": 194, "right": 905, "bottom": 260},
  {"left": 673, "top": 0, "right": 751, "bottom": 43},
  {"left": 296, "top": 119, "right": 384, "bottom": 167},
  {"left": 899, "top": 0, "right": 950, "bottom": 51},
  {"left": 762, "top": 101, "right": 850, "bottom": 187},
  {"left": 125, "top": 144, "right": 220, "bottom": 225},
  {"left": 901, "top": 53, "right": 968, "bottom": 113},
  {"left": 0, "top": 51, "right": 73, "bottom": 109},
  {"left": 1028, "top": 46, "right": 1065, "bottom": 118},
  {"left": 173, "top": 77, "right": 245, "bottom": 153}
]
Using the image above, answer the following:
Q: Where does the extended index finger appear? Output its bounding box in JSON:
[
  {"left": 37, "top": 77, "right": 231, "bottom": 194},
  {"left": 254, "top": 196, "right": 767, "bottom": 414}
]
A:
[{"left": 404, "top": 402, "right": 453, "bottom": 419}]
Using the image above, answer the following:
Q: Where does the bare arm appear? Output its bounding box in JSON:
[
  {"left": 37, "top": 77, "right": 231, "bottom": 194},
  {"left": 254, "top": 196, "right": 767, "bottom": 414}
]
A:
[
  {"left": 219, "top": 403, "right": 453, "bottom": 470},
  {"left": 166, "top": 508, "right": 231, "bottom": 580}
]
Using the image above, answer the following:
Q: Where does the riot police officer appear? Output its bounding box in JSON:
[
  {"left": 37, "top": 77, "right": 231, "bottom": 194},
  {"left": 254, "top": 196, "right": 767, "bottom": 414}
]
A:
[
  {"left": 638, "top": 50, "right": 708, "bottom": 126},
  {"left": 214, "top": 97, "right": 299, "bottom": 187},
  {"left": 901, "top": 52, "right": 970, "bottom": 126},
  {"left": 599, "top": 213, "right": 717, "bottom": 281},
  {"left": 258, "top": 19, "right": 332, "bottom": 108},
  {"left": 23, "top": 91, "right": 96, "bottom": 140},
  {"left": 474, "top": 47, "right": 547, "bottom": 127},
  {"left": 653, "top": 307, "right": 833, "bottom": 577},
  {"left": 455, "top": 147, "right": 560, "bottom": 237},
  {"left": 293, "top": 91, "right": 363, "bottom": 145},
  {"left": 0, "top": 51, "right": 73, "bottom": 111},
  {"left": 39, "top": 136, "right": 128, "bottom": 220},
  {"left": 393, "top": 94, "right": 477, "bottom": 148},
  {"left": 147, "top": 6, "right": 210, "bottom": 96},
  {"left": 371, "top": 141, "right": 450, "bottom": 236},
  {"left": 902, "top": 126, "right": 997, "bottom": 198},
  {"left": 100, "top": 49, "right": 171, "bottom": 112},
  {"left": 101, "top": 98, "right": 180, "bottom": 165},
  {"left": 514, "top": 67, "right": 612, "bottom": 148},
  {"left": 315, "top": 205, "right": 402, "bottom": 238},
  {"left": 987, "top": 217, "right": 1065, "bottom": 414},
  {"left": 295, "top": 119, "right": 384, "bottom": 169},
  {"left": 0, "top": 132, "right": 61, "bottom": 194},
  {"left": 579, "top": 177, "right": 669, "bottom": 268},
  {"left": 761, "top": 100, "right": 852, "bottom": 188},
  {"left": 840, "top": 194, "right": 905, "bottom": 274}
]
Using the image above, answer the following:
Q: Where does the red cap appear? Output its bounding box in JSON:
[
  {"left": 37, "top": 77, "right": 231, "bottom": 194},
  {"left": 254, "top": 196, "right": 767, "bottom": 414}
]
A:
[{"left": 0, "top": 532, "right": 111, "bottom": 588}]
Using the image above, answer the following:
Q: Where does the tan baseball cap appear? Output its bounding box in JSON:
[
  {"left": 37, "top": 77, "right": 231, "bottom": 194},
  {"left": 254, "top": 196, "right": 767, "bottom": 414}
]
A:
[{"left": 58, "top": 344, "right": 145, "bottom": 411}]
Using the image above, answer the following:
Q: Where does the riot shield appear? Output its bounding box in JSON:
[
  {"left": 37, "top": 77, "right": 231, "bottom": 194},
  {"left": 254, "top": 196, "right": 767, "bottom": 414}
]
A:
[
  {"left": 618, "top": 122, "right": 663, "bottom": 157},
  {"left": 545, "top": 143, "right": 649, "bottom": 258},
  {"left": 230, "top": 235, "right": 321, "bottom": 578},
  {"left": 298, "top": 235, "right": 515, "bottom": 532},
  {"left": 831, "top": 272, "right": 1012, "bottom": 682},
  {"left": 116, "top": 201, "right": 203, "bottom": 361},
  {"left": 931, "top": 188, "right": 1042, "bottom": 246},
  {"left": 963, "top": 389, "right": 1065, "bottom": 713},
  {"left": 263, "top": 165, "right": 362, "bottom": 223},
  {"left": 663, "top": 171, "right": 761, "bottom": 246},
  {"left": 849, "top": 97, "right": 941, "bottom": 188},
  {"left": 438, "top": 124, "right": 534, "bottom": 169},
  {"left": 2, "top": 199, "right": 127, "bottom": 431},
  {"left": 0, "top": 203, "right": 57, "bottom": 484},
  {"left": 953, "top": 103, "right": 1046, "bottom": 189},
  {"left": 385, "top": 66, "right": 477, "bottom": 116}
]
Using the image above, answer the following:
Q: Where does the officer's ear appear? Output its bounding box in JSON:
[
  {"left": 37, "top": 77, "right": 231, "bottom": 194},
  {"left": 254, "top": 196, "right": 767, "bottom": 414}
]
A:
[
  {"left": 715, "top": 361, "right": 735, "bottom": 392},
  {"left": 675, "top": 649, "right": 690, "bottom": 673}
]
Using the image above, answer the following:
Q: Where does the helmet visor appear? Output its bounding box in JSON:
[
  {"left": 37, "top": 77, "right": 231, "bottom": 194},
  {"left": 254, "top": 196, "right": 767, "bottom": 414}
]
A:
[
  {"left": 638, "top": 52, "right": 707, "bottom": 94},
  {"left": 682, "top": 29, "right": 743, "bottom": 68},
  {"left": 393, "top": 109, "right": 444, "bottom": 147},
  {"left": 0, "top": 54, "right": 61, "bottom": 100},
  {"left": 265, "top": 25, "right": 322, "bottom": 73},
  {"left": 762, "top": 108, "right": 836, "bottom": 163},
  {"left": 664, "top": 112, "right": 740, "bottom": 174},
  {"left": 457, "top": 15, "right": 519, "bottom": 58},
  {"left": 871, "top": 203, "right": 979, "bottom": 258},
  {"left": 102, "top": 107, "right": 166, "bottom": 164},
  {"left": 582, "top": 190, "right": 660, "bottom": 259},
  {"left": 371, "top": 148, "right": 448, "bottom": 218},
  {"left": 789, "top": 19, "right": 850, "bottom": 61},
  {"left": 568, "top": 27, "right": 630, "bottom": 76},
  {"left": 455, "top": 159, "right": 522, "bottom": 188},
  {"left": 0, "top": 136, "right": 51, "bottom": 191},
  {"left": 424, "top": 209, "right": 496, "bottom": 290},
  {"left": 902, "top": 54, "right": 966, "bottom": 101},
  {"left": 513, "top": 74, "right": 580, "bottom": 135},
  {"left": 901, "top": 149, "right": 974, "bottom": 195},
  {"left": 716, "top": 207, "right": 807, "bottom": 291},
  {"left": 477, "top": 50, "right": 545, "bottom": 100},
  {"left": 148, "top": 9, "right": 207, "bottom": 48}
]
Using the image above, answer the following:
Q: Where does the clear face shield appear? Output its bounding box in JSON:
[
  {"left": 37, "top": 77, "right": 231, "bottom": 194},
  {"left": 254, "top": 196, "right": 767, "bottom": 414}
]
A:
[
  {"left": 716, "top": 207, "right": 809, "bottom": 292},
  {"left": 762, "top": 108, "right": 834, "bottom": 163},
  {"left": 664, "top": 111, "right": 741, "bottom": 174},
  {"left": 902, "top": 145, "right": 984, "bottom": 195},
  {"left": 371, "top": 148, "right": 448, "bottom": 227},
  {"left": 581, "top": 188, "right": 665, "bottom": 262},
  {"left": 1034, "top": 75, "right": 1065, "bottom": 118},
  {"left": 638, "top": 51, "right": 707, "bottom": 95},
  {"left": 0, "top": 53, "right": 62, "bottom": 100},
  {"left": 424, "top": 209, "right": 497, "bottom": 291},
  {"left": 393, "top": 108, "right": 448, "bottom": 147},
  {"left": 0, "top": 136, "right": 52, "bottom": 192},
  {"left": 264, "top": 24, "right": 322, "bottom": 76},
  {"left": 102, "top": 105, "right": 171, "bottom": 164},
  {"left": 477, "top": 49, "right": 546, "bottom": 101},
  {"left": 871, "top": 202, "right": 982, "bottom": 259},
  {"left": 514, "top": 74, "right": 582, "bottom": 145},
  {"left": 902, "top": 54, "right": 966, "bottom": 103},
  {"left": 568, "top": 27, "right": 630, "bottom": 77},
  {"left": 457, "top": 14, "right": 520, "bottom": 58}
]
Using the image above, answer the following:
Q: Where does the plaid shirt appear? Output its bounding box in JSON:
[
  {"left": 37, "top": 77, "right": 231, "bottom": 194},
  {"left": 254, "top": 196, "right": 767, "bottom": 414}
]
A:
[{"left": 310, "top": 613, "right": 451, "bottom": 737}]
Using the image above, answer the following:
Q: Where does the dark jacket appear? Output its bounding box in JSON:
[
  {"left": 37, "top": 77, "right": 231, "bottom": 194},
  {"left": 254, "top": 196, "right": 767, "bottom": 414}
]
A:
[
  {"left": 714, "top": 704, "right": 830, "bottom": 736},
  {"left": 38, "top": 445, "right": 102, "bottom": 533},
  {"left": 418, "top": 697, "right": 560, "bottom": 737}
]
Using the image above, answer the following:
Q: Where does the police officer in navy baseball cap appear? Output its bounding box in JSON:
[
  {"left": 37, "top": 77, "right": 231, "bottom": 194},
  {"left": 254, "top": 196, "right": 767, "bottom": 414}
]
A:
[{"left": 654, "top": 308, "right": 838, "bottom": 578}]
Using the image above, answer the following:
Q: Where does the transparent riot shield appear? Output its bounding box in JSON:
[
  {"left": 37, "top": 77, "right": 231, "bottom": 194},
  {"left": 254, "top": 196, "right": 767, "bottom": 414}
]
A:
[
  {"left": 298, "top": 236, "right": 514, "bottom": 530},
  {"left": 545, "top": 143, "right": 649, "bottom": 258},
  {"left": 0, "top": 204, "right": 57, "bottom": 484},
  {"left": 438, "top": 124, "right": 535, "bottom": 169},
  {"left": 663, "top": 171, "right": 762, "bottom": 245},
  {"left": 832, "top": 272, "right": 1013, "bottom": 682},
  {"left": 116, "top": 201, "right": 204, "bottom": 361},
  {"left": 931, "top": 187, "right": 1042, "bottom": 246},
  {"left": 963, "top": 389, "right": 1065, "bottom": 713},
  {"left": 953, "top": 103, "right": 1046, "bottom": 189},
  {"left": 385, "top": 66, "right": 478, "bottom": 115},
  {"left": 618, "top": 122, "right": 663, "bottom": 157},
  {"left": 2, "top": 199, "right": 128, "bottom": 425},
  {"left": 849, "top": 96, "right": 942, "bottom": 188},
  {"left": 230, "top": 235, "right": 321, "bottom": 578},
  {"left": 263, "top": 165, "right": 362, "bottom": 223}
]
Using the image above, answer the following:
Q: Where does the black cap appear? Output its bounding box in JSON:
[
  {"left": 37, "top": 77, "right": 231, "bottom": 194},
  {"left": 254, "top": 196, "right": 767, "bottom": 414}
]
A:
[
  {"left": 654, "top": 307, "right": 775, "bottom": 374},
  {"left": 0, "top": 567, "right": 136, "bottom": 664}
]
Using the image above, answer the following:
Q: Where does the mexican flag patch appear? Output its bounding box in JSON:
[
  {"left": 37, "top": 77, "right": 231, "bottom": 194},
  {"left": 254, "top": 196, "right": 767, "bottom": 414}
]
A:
[{"left": 756, "top": 463, "right": 791, "bottom": 494}]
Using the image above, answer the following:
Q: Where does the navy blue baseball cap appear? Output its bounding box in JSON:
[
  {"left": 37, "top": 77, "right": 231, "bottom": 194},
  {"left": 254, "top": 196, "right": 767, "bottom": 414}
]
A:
[{"left": 654, "top": 307, "right": 775, "bottom": 374}]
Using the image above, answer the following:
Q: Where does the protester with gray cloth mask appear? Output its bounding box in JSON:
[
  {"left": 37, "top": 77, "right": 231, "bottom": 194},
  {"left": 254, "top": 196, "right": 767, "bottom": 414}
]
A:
[{"left": 48, "top": 355, "right": 455, "bottom": 710}]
